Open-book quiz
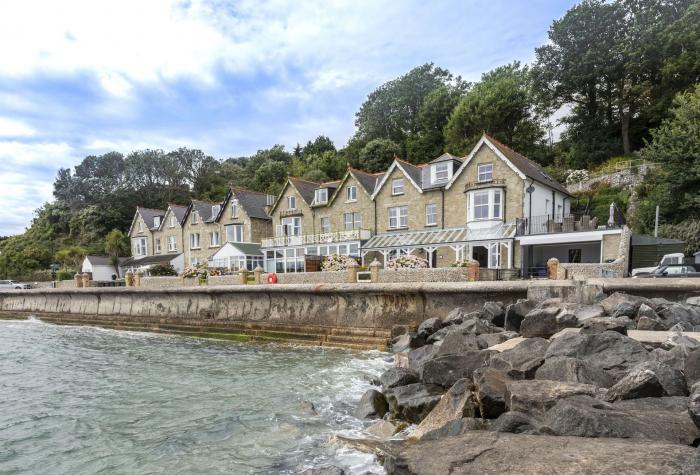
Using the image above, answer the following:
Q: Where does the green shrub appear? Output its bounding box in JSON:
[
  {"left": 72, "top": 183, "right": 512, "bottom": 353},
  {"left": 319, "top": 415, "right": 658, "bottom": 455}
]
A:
[
  {"left": 658, "top": 220, "right": 700, "bottom": 256},
  {"left": 56, "top": 270, "right": 75, "bottom": 281},
  {"left": 149, "top": 264, "right": 177, "bottom": 276}
]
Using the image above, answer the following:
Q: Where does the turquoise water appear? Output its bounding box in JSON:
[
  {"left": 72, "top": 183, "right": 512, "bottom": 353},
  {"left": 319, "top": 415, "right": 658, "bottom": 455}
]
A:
[{"left": 0, "top": 318, "right": 390, "bottom": 474}]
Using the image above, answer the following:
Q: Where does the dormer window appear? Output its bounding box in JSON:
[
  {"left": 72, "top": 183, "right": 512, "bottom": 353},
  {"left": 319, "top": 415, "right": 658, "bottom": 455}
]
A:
[
  {"left": 231, "top": 199, "right": 239, "bottom": 218},
  {"left": 153, "top": 216, "right": 161, "bottom": 228},
  {"left": 287, "top": 196, "right": 296, "bottom": 210},
  {"left": 211, "top": 205, "right": 221, "bottom": 218},
  {"left": 478, "top": 163, "right": 493, "bottom": 182},
  {"left": 431, "top": 162, "right": 452, "bottom": 183},
  {"left": 392, "top": 179, "right": 404, "bottom": 195},
  {"left": 314, "top": 188, "right": 328, "bottom": 204}
]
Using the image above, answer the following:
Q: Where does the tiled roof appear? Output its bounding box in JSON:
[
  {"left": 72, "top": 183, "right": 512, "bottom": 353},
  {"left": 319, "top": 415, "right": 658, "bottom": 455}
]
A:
[
  {"left": 484, "top": 134, "right": 571, "bottom": 196},
  {"left": 137, "top": 207, "right": 165, "bottom": 230},
  {"left": 122, "top": 254, "right": 182, "bottom": 266},
  {"left": 230, "top": 187, "right": 272, "bottom": 220},
  {"left": 396, "top": 159, "right": 424, "bottom": 188},
  {"left": 190, "top": 199, "right": 221, "bottom": 223},
  {"left": 289, "top": 177, "right": 321, "bottom": 205},
  {"left": 169, "top": 204, "right": 188, "bottom": 223},
  {"left": 350, "top": 168, "right": 383, "bottom": 194},
  {"left": 85, "top": 255, "right": 128, "bottom": 266},
  {"left": 429, "top": 152, "right": 463, "bottom": 164}
]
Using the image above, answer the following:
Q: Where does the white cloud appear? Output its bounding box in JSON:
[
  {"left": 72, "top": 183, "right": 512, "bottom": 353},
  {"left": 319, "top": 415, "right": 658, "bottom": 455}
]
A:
[
  {"left": 0, "top": 117, "right": 36, "bottom": 137},
  {"left": 0, "top": 141, "right": 75, "bottom": 167}
]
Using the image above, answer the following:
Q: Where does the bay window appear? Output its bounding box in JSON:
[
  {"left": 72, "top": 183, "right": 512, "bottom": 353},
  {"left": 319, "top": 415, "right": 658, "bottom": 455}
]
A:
[
  {"left": 388, "top": 206, "right": 408, "bottom": 229},
  {"left": 134, "top": 238, "right": 147, "bottom": 256},
  {"left": 469, "top": 189, "right": 503, "bottom": 221}
]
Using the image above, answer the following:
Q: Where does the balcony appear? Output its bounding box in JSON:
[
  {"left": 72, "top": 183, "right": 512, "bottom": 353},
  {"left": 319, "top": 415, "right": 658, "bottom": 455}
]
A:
[
  {"left": 261, "top": 229, "right": 372, "bottom": 248},
  {"left": 516, "top": 213, "right": 621, "bottom": 236}
]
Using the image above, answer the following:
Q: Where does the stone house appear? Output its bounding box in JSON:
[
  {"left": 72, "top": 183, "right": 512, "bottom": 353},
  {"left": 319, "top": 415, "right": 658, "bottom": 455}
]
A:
[
  {"left": 182, "top": 199, "right": 223, "bottom": 266},
  {"left": 153, "top": 204, "right": 187, "bottom": 258},
  {"left": 128, "top": 207, "right": 164, "bottom": 259}
]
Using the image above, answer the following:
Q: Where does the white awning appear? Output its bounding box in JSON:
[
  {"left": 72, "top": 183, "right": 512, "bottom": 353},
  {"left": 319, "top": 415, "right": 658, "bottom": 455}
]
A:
[{"left": 362, "top": 223, "right": 516, "bottom": 251}]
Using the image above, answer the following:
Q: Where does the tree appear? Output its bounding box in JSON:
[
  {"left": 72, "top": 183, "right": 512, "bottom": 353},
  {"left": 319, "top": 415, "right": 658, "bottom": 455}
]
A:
[
  {"left": 444, "top": 63, "right": 545, "bottom": 159},
  {"left": 406, "top": 85, "right": 464, "bottom": 162},
  {"left": 635, "top": 84, "right": 700, "bottom": 230},
  {"left": 356, "top": 139, "right": 401, "bottom": 172},
  {"left": 104, "top": 229, "right": 129, "bottom": 278},
  {"left": 253, "top": 161, "right": 289, "bottom": 194},
  {"left": 302, "top": 136, "right": 336, "bottom": 157},
  {"left": 54, "top": 246, "right": 88, "bottom": 272}
]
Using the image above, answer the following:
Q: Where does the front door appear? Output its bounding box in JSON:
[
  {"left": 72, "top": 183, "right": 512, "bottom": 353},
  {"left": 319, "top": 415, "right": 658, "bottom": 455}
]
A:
[{"left": 472, "top": 246, "right": 488, "bottom": 268}]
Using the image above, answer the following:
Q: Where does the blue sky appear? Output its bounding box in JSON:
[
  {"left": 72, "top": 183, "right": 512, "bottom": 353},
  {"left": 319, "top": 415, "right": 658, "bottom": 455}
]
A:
[{"left": 0, "top": 0, "right": 576, "bottom": 236}]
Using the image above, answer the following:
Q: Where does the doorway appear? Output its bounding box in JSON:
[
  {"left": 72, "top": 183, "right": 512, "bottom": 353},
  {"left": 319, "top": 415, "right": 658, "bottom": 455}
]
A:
[{"left": 472, "top": 246, "right": 488, "bottom": 268}]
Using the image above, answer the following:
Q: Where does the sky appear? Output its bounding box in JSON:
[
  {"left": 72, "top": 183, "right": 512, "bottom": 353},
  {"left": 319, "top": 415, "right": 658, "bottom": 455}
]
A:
[{"left": 0, "top": 0, "right": 577, "bottom": 236}]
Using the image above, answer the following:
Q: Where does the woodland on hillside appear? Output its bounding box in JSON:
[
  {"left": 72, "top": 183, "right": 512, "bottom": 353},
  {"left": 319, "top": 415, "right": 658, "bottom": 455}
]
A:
[{"left": 1, "top": 0, "right": 700, "bottom": 279}]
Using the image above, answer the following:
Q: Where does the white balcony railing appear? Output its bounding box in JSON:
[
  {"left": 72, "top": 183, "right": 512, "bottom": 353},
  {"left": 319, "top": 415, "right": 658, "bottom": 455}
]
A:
[{"left": 261, "top": 229, "right": 371, "bottom": 248}]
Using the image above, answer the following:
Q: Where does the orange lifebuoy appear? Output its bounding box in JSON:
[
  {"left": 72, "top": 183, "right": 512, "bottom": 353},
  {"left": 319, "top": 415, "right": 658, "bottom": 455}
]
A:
[{"left": 267, "top": 272, "right": 278, "bottom": 284}]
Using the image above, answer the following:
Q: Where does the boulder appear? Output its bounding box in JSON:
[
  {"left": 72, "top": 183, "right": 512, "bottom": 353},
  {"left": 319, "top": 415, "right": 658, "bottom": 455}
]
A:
[
  {"left": 458, "top": 316, "right": 502, "bottom": 335},
  {"left": 417, "top": 417, "right": 491, "bottom": 441},
  {"left": 575, "top": 304, "right": 606, "bottom": 322},
  {"left": 407, "top": 378, "right": 477, "bottom": 440},
  {"left": 504, "top": 379, "right": 601, "bottom": 416},
  {"left": 384, "top": 383, "right": 444, "bottom": 423},
  {"left": 608, "top": 361, "right": 688, "bottom": 401},
  {"left": 519, "top": 306, "right": 560, "bottom": 338},
  {"left": 366, "top": 420, "right": 397, "bottom": 439},
  {"left": 416, "top": 317, "right": 443, "bottom": 339},
  {"left": 545, "top": 395, "right": 700, "bottom": 445},
  {"left": 689, "top": 382, "right": 700, "bottom": 429},
  {"left": 688, "top": 296, "right": 700, "bottom": 307},
  {"left": 442, "top": 307, "right": 472, "bottom": 327},
  {"left": 435, "top": 331, "right": 480, "bottom": 356},
  {"left": 580, "top": 316, "right": 631, "bottom": 335},
  {"left": 612, "top": 302, "right": 637, "bottom": 319},
  {"left": 476, "top": 331, "right": 518, "bottom": 350},
  {"left": 390, "top": 325, "right": 409, "bottom": 339},
  {"left": 422, "top": 350, "right": 495, "bottom": 388},
  {"left": 482, "top": 301, "right": 505, "bottom": 327},
  {"left": 535, "top": 356, "right": 615, "bottom": 388},
  {"left": 663, "top": 331, "right": 700, "bottom": 351},
  {"left": 383, "top": 431, "right": 697, "bottom": 475},
  {"left": 638, "top": 303, "right": 659, "bottom": 320},
  {"left": 301, "top": 466, "right": 345, "bottom": 475},
  {"left": 687, "top": 349, "right": 700, "bottom": 388},
  {"left": 658, "top": 303, "right": 700, "bottom": 327},
  {"left": 407, "top": 345, "right": 437, "bottom": 375},
  {"left": 599, "top": 292, "right": 646, "bottom": 314},
  {"left": 391, "top": 333, "right": 423, "bottom": 353},
  {"left": 488, "top": 337, "right": 549, "bottom": 379},
  {"left": 472, "top": 367, "right": 509, "bottom": 418},
  {"left": 503, "top": 299, "right": 535, "bottom": 331},
  {"left": 379, "top": 367, "right": 420, "bottom": 390},
  {"left": 545, "top": 331, "right": 651, "bottom": 381},
  {"left": 556, "top": 310, "right": 578, "bottom": 329},
  {"left": 492, "top": 411, "right": 545, "bottom": 434},
  {"left": 682, "top": 448, "right": 700, "bottom": 475},
  {"left": 637, "top": 315, "right": 667, "bottom": 331},
  {"left": 355, "top": 389, "right": 389, "bottom": 419}
]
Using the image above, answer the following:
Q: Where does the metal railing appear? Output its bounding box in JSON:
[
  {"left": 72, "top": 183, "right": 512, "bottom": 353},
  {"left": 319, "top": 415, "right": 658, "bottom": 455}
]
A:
[
  {"left": 515, "top": 213, "right": 620, "bottom": 236},
  {"left": 261, "top": 229, "right": 372, "bottom": 248}
]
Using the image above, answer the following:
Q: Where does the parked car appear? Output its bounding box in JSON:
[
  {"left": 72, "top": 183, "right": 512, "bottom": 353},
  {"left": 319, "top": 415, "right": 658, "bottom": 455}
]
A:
[
  {"left": 0, "top": 280, "right": 32, "bottom": 289},
  {"left": 631, "top": 253, "right": 685, "bottom": 277},
  {"left": 638, "top": 265, "right": 700, "bottom": 278}
]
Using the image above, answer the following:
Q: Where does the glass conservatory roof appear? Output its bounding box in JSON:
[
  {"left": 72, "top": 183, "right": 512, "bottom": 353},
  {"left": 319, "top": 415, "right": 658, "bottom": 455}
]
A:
[{"left": 362, "top": 223, "right": 516, "bottom": 250}]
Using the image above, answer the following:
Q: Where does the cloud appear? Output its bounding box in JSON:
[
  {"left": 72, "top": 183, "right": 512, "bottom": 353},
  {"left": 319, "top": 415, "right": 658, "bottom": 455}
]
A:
[{"left": 0, "top": 117, "right": 36, "bottom": 137}]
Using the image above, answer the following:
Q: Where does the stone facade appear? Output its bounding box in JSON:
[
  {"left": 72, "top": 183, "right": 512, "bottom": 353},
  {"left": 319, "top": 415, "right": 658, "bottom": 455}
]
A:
[
  {"left": 182, "top": 202, "right": 222, "bottom": 266},
  {"left": 219, "top": 189, "right": 272, "bottom": 244},
  {"left": 155, "top": 205, "right": 185, "bottom": 257}
]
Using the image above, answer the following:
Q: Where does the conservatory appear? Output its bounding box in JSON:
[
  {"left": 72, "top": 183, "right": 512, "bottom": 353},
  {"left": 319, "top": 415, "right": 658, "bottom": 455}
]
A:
[{"left": 208, "top": 242, "right": 264, "bottom": 271}]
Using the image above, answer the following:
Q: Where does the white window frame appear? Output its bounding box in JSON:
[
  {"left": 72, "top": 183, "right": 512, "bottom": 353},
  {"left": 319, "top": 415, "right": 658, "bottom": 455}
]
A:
[
  {"left": 155, "top": 238, "right": 161, "bottom": 253},
  {"left": 346, "top": 185, "right": 357, "bottom": 202},
  {"left": 168, "top": 236, "right": 177, "bottom": 252},
  {"left": 478, "top": 163, "right": 493, "bottom": 182},
  {"left": 344, "top": 212, "right": 362, "bottom": 231},
  {"left": 231, "top": 199, "right": 239, "bottom": 218},
  {"left": 320, "top": 217, "right": 330, "bottom": 233},
  {"left": 431, "top": 163, "right": 451, "bottom": 183},
  {"left": 469, "top": 189, "right": 503, "bottom": 221},
  {"left": 192, "top": 211, "right": 199, "bottom": 224},
  {"left": 134, "top": 237, "right": 147, "bottom": 256},
  {"left": 169, "top": 215, "right": 176, "bottom": 228},
  {"left": 388, "top": 206, "right": 408, "bottom": 229},
  {"left": 138, "top": 220, "right": 143, "bottom": 232},
  {"left": 226, "top": 224, "right": 244, "bottom": 243},
  {"left": 287, "top": 196, "right": 296, "bottom": 210},
  {"left": 425, "top": 203, "right": 437, "bottom": 226},
  {"left": 210, "top": 231, "right": 220, "bottom": 247},
  {"left": 190, "top": 233, "right": 201, "bottom": 249},
  {"left": 314, "top": 188, "right": 328, "bottom": 204},
  {"left": 211, "top": 205, "right": 221, "bottom": 218},
  {"left": 391, "top": 179, "right": 404, "bottom": 195},
  {"left": 153, "top": 216, "right": 161, "bottom": 228},
  {"left": 281, "top": 217, "right": 301, "bottom": 236}
]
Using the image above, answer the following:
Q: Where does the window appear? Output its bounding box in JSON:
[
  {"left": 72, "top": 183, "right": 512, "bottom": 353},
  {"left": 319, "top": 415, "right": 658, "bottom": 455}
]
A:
[
  {"left": 138, "top": 220, "right": 143, "bottom": 232},
  {"left": 134, "top": 238, "right": 147, "bottom": 256},
  {"left": 344, "top": 212, "right": 362, "bottom": 231},
  {"left": 489, "top": 243, "right": 500, "bottom": 268},
  {"left": 210, "top": 231, "right": 220, "bottom": 247},
  {"left": 211, "top": 205, "right": 221, "bottom": 218},
  {"left": 190, "top": 233, "right": 200, "bottom": 249},
  {"left": 470, "top": 189, "right": 503, "bottom": 221},
  {"left": 388, "top": 206, "right": 408, "bottom": 229},
  {"left": 557, "top": 204, "right": 563, "bottom": 219},
  {"left": 155, "top": 238, "right": 161, "bottom": 253},
  {"left": 192, "top": 211, "right": 199, "bottom": 224},
  {"left": 346, "top": 185, "right": 357, "bottom": 202},
  {"left": 226, "top": 224, "right": 244, "bottom": 243},
  {"left": 477, "top": 163, "right": 493, "bottom": 182},
  {"left": 231, "top": 199, "right": 239, "bottom": 218},
  {"left": 314, "top": 188, "right": 328, "bottom": 204},
  {"left": 568, "top": 249, "right": 582, "bottom": 263},
  {"left": 392, "top": 178, "right": 404, "bottom": 195},
  {"left": 153, "top": 216, "right": 161, "bottom": 228},
  {"left": 320, "top": 217, "right": 330, "bottom": 233},
  {"left": 168, "top": 236, "right": 177, "bottom": 252},
  {"left": 287, "top": 196, "right": 296, "bottom": 210},
  {"left": 425, "top": 204, "right": 437, "bottom": 226},
  {"left": 281, "top": 217, "right": 301, "bottom": 236},
  {"left": 432, "top": 163, "right": 451, "bottom": 183},
  {"left": 545, "top": 199, "right": 551, "bottom": 216},
  {"left": 169, "top": 215, "right": 176, "bottom": 227}
]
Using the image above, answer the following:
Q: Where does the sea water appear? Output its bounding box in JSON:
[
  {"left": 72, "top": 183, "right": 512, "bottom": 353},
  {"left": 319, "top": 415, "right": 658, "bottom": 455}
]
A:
[{"left": 0, "top": 318, "right": 390, "bottom": 474}]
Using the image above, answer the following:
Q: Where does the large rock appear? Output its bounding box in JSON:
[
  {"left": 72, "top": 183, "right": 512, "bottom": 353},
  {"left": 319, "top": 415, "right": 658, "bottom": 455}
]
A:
[
  {"left": 580, "top": 316, "right": 631, "bottom": 335},
  {"left": 545, "top": 395, "right": 700, "bottom": 445},
  {"left": 545, "top": 331, "right": 651, "bottom": 380},
  {"left": 417, "top": 417, "right": 491, "bottom": 441},
  {"left": 688, "top": 297, "right": 700, "bottom": 307},
  {"left": 355, "top": 389, "right": 389, "bottom": 419},
  {"left": 476, "top": 331, "right": 518, "bottom": 349},
  {"left": 442, "top": 307, "right": 472, "bottom": 327},
  {"left": 605, "top": 361, "right": 688, "bottom": 401},
  {"left": 492, "top": 411, "right": 546, "bottom": 434},
  {"left": 391, "top": 333, "right": 423, "bottom": 353},
  {"left": 637, "top": 315, "right": 667, "bottom": 331},
  {"left": 503, "top": 299, "right": 535, "bottom": 331},
  {"left": 504, "top": 379, "right": 601, "bottom": 416},
  {"left": 435, "top": 331, "right": 480, "bottom": 356},
  {"left": 535, "top": 356, "right": 615, "bottom": 388},
  {"left": 384, "top": 383, "right": 444, "bottom": 424},
  {"left": 689, "top": 382, "right": 700, "bottom": 429},
  {"left": 366, "top": 420, "right": 397, "bottom": 439},
  {"left": 407, "top": 345, "right": 437, "bottom": 375},
  {"left": 422, "top": 350, "right": 495, "bottom": 388},
  {"left": 658, "top": 303, "right": 700, "bottom": 327},
  {"left": 383, "top": 431, "right": 697, "bottom": 475},
  {"left": 482, "top": 301, "right": 505, "bottom": 327},
  {"left": 685, "top": 348, "right": 700, "bottom": 387},
  {"left": 379, "top": 367, "right": 420, "bottom": 390},
  {"left": 599, "top": 292, "right": 647, "bottom": 314},
  {"left": 407, "top": 379, "right": 477, "bottom": 440},
  {"left": 488, "top": 337, "right": 549, "bottom": 379},
  {"left": 416, "top": 317, "right": 443, "bottom": 339},
  {"left": 457, "top": 316, "right": 502, "bottom": 335},
  {"left": 472, "top": 367, "right": 509, "bottom": 418},
  {"left": 519, "top": 306, "right": 560, "bottom": 338},
  {"left": 637, "top": 303, "right": 659, "bottom": 320},
  {"left": 575, "top": 304, "right": 606, "bottom": 322}
]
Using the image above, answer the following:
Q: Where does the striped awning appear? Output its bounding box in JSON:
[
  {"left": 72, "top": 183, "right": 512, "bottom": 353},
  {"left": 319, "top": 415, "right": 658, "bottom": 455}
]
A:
[{"left": 362, "top": 223, "right": 516, "bottom": 250}]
